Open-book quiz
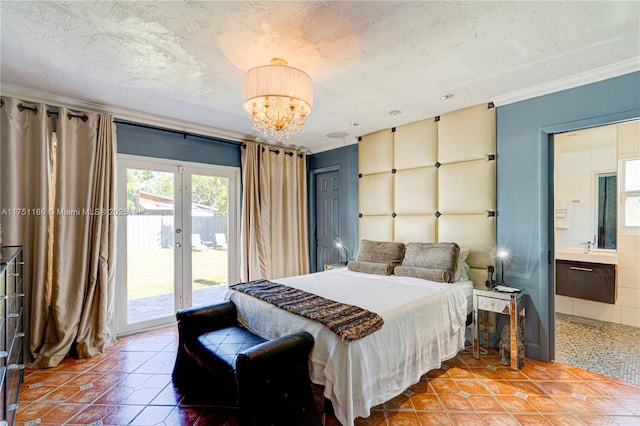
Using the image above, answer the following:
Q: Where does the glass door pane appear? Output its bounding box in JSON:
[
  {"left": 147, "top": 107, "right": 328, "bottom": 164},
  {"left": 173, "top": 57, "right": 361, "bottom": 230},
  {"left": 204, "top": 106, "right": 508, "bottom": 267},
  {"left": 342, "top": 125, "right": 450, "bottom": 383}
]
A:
[
  {"left": 126, "top": 168, "right": 177, "bottom": 325},
  {"left": 117, "top": 155, "right": 239, "bottom": 335},
  {"left": 191, "top": 174, "right": 229, "bottom": 308}
]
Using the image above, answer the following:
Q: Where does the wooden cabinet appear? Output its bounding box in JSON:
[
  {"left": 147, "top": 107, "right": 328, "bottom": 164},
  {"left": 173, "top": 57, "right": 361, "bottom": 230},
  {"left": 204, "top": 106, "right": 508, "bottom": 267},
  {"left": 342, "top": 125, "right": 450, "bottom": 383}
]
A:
[
  {"left": 556, "top": 259, "right": 617, "bottom": 304},
  {"left": 0, "top": 246, "right": 24, "bottom": 426}
]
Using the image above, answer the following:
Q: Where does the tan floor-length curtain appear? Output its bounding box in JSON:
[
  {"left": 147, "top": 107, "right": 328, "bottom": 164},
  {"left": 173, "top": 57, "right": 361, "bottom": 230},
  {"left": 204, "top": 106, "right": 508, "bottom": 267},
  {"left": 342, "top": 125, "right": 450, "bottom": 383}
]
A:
[
  {"left": 240, "top": 142, "right": 309, "bottom": 281},
  {"left": 240, "top": 142, "right": 264, "bottom": 281},
  {"left": 0, "top": 97, "right": 53, "bottom": 364},
  {"left": 31, "top": 108, "right": 117, "bottom": 367}
]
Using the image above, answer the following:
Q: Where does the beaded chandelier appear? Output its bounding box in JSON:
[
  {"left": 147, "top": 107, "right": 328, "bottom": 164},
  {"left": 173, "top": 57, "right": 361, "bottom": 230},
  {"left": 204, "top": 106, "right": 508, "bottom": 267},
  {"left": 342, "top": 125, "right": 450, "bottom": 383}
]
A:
[{"left": 243, "top": 58, "right": 313, "bottom": 140}]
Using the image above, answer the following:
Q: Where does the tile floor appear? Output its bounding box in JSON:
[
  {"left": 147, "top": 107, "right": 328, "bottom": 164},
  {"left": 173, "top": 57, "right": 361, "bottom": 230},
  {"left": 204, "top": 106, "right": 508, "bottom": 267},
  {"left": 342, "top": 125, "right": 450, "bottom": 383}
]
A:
[
  {"left": 15, "top": 327, "right": 640, "bottom": 426},
  {"left": 555, "top": 313, "right": 640, "bottom": 385}
]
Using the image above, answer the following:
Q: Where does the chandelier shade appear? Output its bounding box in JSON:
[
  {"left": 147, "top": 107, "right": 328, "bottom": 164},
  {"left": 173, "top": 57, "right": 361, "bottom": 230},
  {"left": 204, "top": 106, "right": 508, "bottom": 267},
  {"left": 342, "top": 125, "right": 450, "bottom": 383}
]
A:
[{"left": 243, "top": 58, "right": 313, "bottom": 140}]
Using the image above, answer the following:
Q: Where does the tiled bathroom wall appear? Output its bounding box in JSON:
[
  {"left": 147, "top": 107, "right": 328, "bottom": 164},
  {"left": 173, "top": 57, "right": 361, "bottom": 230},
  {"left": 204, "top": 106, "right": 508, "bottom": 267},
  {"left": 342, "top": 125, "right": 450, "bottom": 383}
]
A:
[
  {"left": 554, "top": 146, "right": 616, "bottom": 249},
  {"left": 555, "top": 121, "right": 640, "bottom": 327}
]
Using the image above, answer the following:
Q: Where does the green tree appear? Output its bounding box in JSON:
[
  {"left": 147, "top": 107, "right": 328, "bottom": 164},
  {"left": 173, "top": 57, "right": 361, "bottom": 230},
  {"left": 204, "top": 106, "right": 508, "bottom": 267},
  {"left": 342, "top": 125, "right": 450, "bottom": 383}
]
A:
[
  {"left": 127, "top": 169, "right": 174, "bottom": 212},
  {"left": 191, "top": 175, "right": 228, "bottom": 215},
  {"left": 126, "top": 170, "right": 228, "bottom": 217}
]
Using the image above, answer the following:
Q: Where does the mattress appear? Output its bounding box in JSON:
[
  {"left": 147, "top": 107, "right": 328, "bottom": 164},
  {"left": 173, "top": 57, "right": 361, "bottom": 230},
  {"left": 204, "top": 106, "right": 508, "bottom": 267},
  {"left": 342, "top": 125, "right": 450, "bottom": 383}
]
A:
[{"left": 225, "top": 269, "right": 471, "bottom": 426}]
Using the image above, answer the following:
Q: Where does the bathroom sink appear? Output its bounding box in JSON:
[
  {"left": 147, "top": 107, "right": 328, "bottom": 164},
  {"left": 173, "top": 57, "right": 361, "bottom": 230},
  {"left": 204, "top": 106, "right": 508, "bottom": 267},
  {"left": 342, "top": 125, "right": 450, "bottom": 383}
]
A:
[{"left": 555, "top": 247, "right": 618, "bottom": 265}]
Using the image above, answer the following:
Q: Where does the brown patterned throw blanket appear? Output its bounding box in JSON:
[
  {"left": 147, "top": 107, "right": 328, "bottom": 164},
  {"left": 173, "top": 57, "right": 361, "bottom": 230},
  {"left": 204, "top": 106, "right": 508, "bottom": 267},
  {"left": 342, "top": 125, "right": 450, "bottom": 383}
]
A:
[{"left": 229, "top": 279, "right": 384, "bottom": 341}]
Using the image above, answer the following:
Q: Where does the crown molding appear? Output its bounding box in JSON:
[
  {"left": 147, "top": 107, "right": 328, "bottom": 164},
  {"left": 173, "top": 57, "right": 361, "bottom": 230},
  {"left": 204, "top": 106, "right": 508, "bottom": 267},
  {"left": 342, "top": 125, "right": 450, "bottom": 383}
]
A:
[
  {"left": 0, "top": 84, "right": 252, "bottom": 144},
  {"left": 493, "top": 58, "right": 640, "bottom": 107},
  {"left": 308, "top": 136, "right": 359, "bottom": 154},
  {"left": 313, "top": 58, "right": 638, "bottom": 154},
  {"left": 3, "top": 58, "right": 638, "bottom": 154}
]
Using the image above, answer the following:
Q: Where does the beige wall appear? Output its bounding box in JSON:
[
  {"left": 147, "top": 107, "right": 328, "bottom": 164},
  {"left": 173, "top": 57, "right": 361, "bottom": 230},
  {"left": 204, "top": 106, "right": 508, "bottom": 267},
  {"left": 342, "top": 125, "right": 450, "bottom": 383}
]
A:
[{"left": 554, "top": 139, "right": 616, "bottom": 249}]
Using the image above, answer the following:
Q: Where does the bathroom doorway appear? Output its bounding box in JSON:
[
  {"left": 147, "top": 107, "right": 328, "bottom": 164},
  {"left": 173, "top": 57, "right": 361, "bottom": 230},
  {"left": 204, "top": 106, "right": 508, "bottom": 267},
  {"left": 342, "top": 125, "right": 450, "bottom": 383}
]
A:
[{"left": 553, "top": 121, "right": 640, "bottom": 385}]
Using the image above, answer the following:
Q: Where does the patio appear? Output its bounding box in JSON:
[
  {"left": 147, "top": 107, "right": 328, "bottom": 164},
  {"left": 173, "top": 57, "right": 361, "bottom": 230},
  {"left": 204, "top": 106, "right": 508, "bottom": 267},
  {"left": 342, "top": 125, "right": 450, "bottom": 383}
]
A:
[{"left": 127, "top": 284, "right": 229, "bottom": 324}]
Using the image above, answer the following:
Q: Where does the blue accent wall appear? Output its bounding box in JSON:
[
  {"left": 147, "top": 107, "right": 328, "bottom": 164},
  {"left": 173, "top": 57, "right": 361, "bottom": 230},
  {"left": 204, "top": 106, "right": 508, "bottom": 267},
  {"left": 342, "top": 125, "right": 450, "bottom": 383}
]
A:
[
  {"left": 117, "top": 71, "right": 639, "bottom": 363},
  {"left": 116, "top": 122, "right": 241, "bottom": 167},
  {"left": 497, "top": 71, "right": 640, "bottom": 361},
  {"left": 308, "top": 144, "right": 359, "bottom": 272}
]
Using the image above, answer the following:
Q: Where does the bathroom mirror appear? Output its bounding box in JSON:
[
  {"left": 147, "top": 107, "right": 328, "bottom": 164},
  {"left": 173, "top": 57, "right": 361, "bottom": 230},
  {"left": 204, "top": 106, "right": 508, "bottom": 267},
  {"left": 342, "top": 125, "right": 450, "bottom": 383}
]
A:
[{"left": 596, "top": 172, "right": 616, "bottom": 249}]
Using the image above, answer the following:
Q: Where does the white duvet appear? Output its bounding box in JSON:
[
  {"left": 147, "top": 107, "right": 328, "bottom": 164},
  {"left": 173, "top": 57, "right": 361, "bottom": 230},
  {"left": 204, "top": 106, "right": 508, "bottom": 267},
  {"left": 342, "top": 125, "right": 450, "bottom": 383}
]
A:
[{"left": 225, "top": 268, "right": 470, "bottom": 426}]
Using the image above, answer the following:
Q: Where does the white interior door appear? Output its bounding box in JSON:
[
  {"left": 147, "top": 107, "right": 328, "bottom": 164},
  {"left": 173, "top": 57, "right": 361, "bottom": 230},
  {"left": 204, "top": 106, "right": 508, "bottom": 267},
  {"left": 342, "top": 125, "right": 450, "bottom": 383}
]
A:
[{"left": 116, "top": 155, "right": 240, "bottom": 335}]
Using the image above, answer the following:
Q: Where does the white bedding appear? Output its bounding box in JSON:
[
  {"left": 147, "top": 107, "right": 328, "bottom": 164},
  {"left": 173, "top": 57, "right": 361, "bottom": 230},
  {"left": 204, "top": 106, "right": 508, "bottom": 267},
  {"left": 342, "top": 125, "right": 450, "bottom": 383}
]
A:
[{"left": 225, "top": 269, "right": 471, "bottom": 426}]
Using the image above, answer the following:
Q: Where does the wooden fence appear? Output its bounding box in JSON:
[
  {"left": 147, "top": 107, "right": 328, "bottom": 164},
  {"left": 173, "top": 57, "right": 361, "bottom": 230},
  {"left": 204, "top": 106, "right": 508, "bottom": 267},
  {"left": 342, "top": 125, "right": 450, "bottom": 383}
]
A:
[{"left": 127, "top": 215, "right": 227, "bottom": 249}]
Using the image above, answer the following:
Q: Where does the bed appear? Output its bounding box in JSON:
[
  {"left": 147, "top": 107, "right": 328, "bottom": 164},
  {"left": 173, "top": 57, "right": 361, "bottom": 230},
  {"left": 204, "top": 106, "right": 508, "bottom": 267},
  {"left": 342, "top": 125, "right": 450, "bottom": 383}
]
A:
[{"left": 225, "top": 263, "right": 473, "bottom": 426}]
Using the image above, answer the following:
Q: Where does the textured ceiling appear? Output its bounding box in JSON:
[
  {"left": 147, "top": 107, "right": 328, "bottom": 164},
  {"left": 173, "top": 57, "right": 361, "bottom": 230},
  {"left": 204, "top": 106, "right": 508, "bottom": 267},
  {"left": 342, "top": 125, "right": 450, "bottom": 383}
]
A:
[{"left": 1, "top": 1, "right": 639, "bottom": 153}]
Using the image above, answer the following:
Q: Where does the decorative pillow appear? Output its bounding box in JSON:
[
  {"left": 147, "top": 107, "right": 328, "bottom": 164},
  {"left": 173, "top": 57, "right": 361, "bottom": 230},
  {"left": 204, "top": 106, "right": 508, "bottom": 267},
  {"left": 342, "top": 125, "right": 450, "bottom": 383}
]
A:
[
  {"left": 394, "top": 265, "right": 451, "bottom": 282},
  {"left": 458, "top": 262, "right": 470, "bottom": 281},
  {"left": 347, "top": 260, "right": 394, "bottom": 276},
  {"left": 355, "top": 239, "right": 406, "bottom": 266},
  {"left": 399, "top": 242, "right": 460, "bottom": 283},
  {"left": 454, "top": 248, "right": 470, "bottom": 281}
]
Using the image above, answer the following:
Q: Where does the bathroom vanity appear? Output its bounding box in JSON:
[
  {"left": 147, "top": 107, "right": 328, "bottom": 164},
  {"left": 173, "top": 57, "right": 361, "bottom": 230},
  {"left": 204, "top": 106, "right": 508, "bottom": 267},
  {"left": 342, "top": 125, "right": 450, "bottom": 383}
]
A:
[{"left": 555, "top": 248, "right": 618, "bottom": 304}]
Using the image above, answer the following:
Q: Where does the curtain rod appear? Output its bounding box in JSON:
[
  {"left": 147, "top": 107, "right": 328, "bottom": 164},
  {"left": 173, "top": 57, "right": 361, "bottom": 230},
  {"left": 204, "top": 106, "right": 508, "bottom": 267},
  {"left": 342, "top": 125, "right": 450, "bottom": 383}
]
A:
[
  {"left": 116, "top": 121, "right": 306, "bottom": 157},
  {"left": 9, "top": 102, "right": 89, "bottom": 122},
  {"left": 115, "top": 119, "right": 244, "bottom": 148},
  {"left": 5, "top": 100, "right": 306, "bottom": 155},
  {"left": 4, "top": 101, "right": 242, "bottom": 148},
  {"left": 241, "top": 142, "right": 306, "bottom": 157},
  {"left": 259, "top": 145, "right": 304, "bottom": 158}
]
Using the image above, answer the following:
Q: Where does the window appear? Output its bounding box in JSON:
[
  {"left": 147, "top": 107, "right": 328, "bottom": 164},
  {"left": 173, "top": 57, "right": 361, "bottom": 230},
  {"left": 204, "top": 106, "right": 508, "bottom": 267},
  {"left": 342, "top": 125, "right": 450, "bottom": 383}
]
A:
[{"left": 620, "top": 158, "right": 640, "bottom": 232}]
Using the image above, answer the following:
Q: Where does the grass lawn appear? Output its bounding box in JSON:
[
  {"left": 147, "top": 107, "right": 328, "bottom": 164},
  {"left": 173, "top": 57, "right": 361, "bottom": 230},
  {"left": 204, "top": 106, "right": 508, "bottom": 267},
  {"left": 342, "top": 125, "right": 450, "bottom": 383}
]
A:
[{"left": 127, "top": 248, "right": 228, "bottom": 299}]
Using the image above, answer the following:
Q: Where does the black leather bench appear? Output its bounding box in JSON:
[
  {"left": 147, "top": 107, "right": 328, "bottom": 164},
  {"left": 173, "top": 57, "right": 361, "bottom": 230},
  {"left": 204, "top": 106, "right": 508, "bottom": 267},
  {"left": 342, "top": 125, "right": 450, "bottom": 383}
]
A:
[{"left": 172, "top": 300, "right": 321, "bottom": 426}]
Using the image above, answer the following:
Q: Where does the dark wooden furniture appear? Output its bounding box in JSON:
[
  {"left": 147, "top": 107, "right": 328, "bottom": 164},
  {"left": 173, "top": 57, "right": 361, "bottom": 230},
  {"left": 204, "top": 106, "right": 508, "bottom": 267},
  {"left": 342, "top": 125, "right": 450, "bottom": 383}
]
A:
[{"left": 556, "top": 260, "right": 617, "bottom": 304}]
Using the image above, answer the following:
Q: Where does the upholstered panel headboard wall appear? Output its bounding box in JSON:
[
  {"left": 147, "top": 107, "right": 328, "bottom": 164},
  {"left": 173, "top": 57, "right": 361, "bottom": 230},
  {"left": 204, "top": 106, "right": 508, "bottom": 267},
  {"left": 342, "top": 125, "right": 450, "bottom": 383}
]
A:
[{"left": 358, "top": 103, "right": 496, "bottom": 289}]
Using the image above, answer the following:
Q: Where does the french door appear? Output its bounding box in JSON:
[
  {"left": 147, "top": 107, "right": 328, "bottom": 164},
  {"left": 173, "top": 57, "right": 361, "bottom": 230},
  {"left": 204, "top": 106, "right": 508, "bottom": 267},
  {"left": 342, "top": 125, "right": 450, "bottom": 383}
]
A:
[{"left": 116, "top": 155, "right": 240, "bottom": 335}]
